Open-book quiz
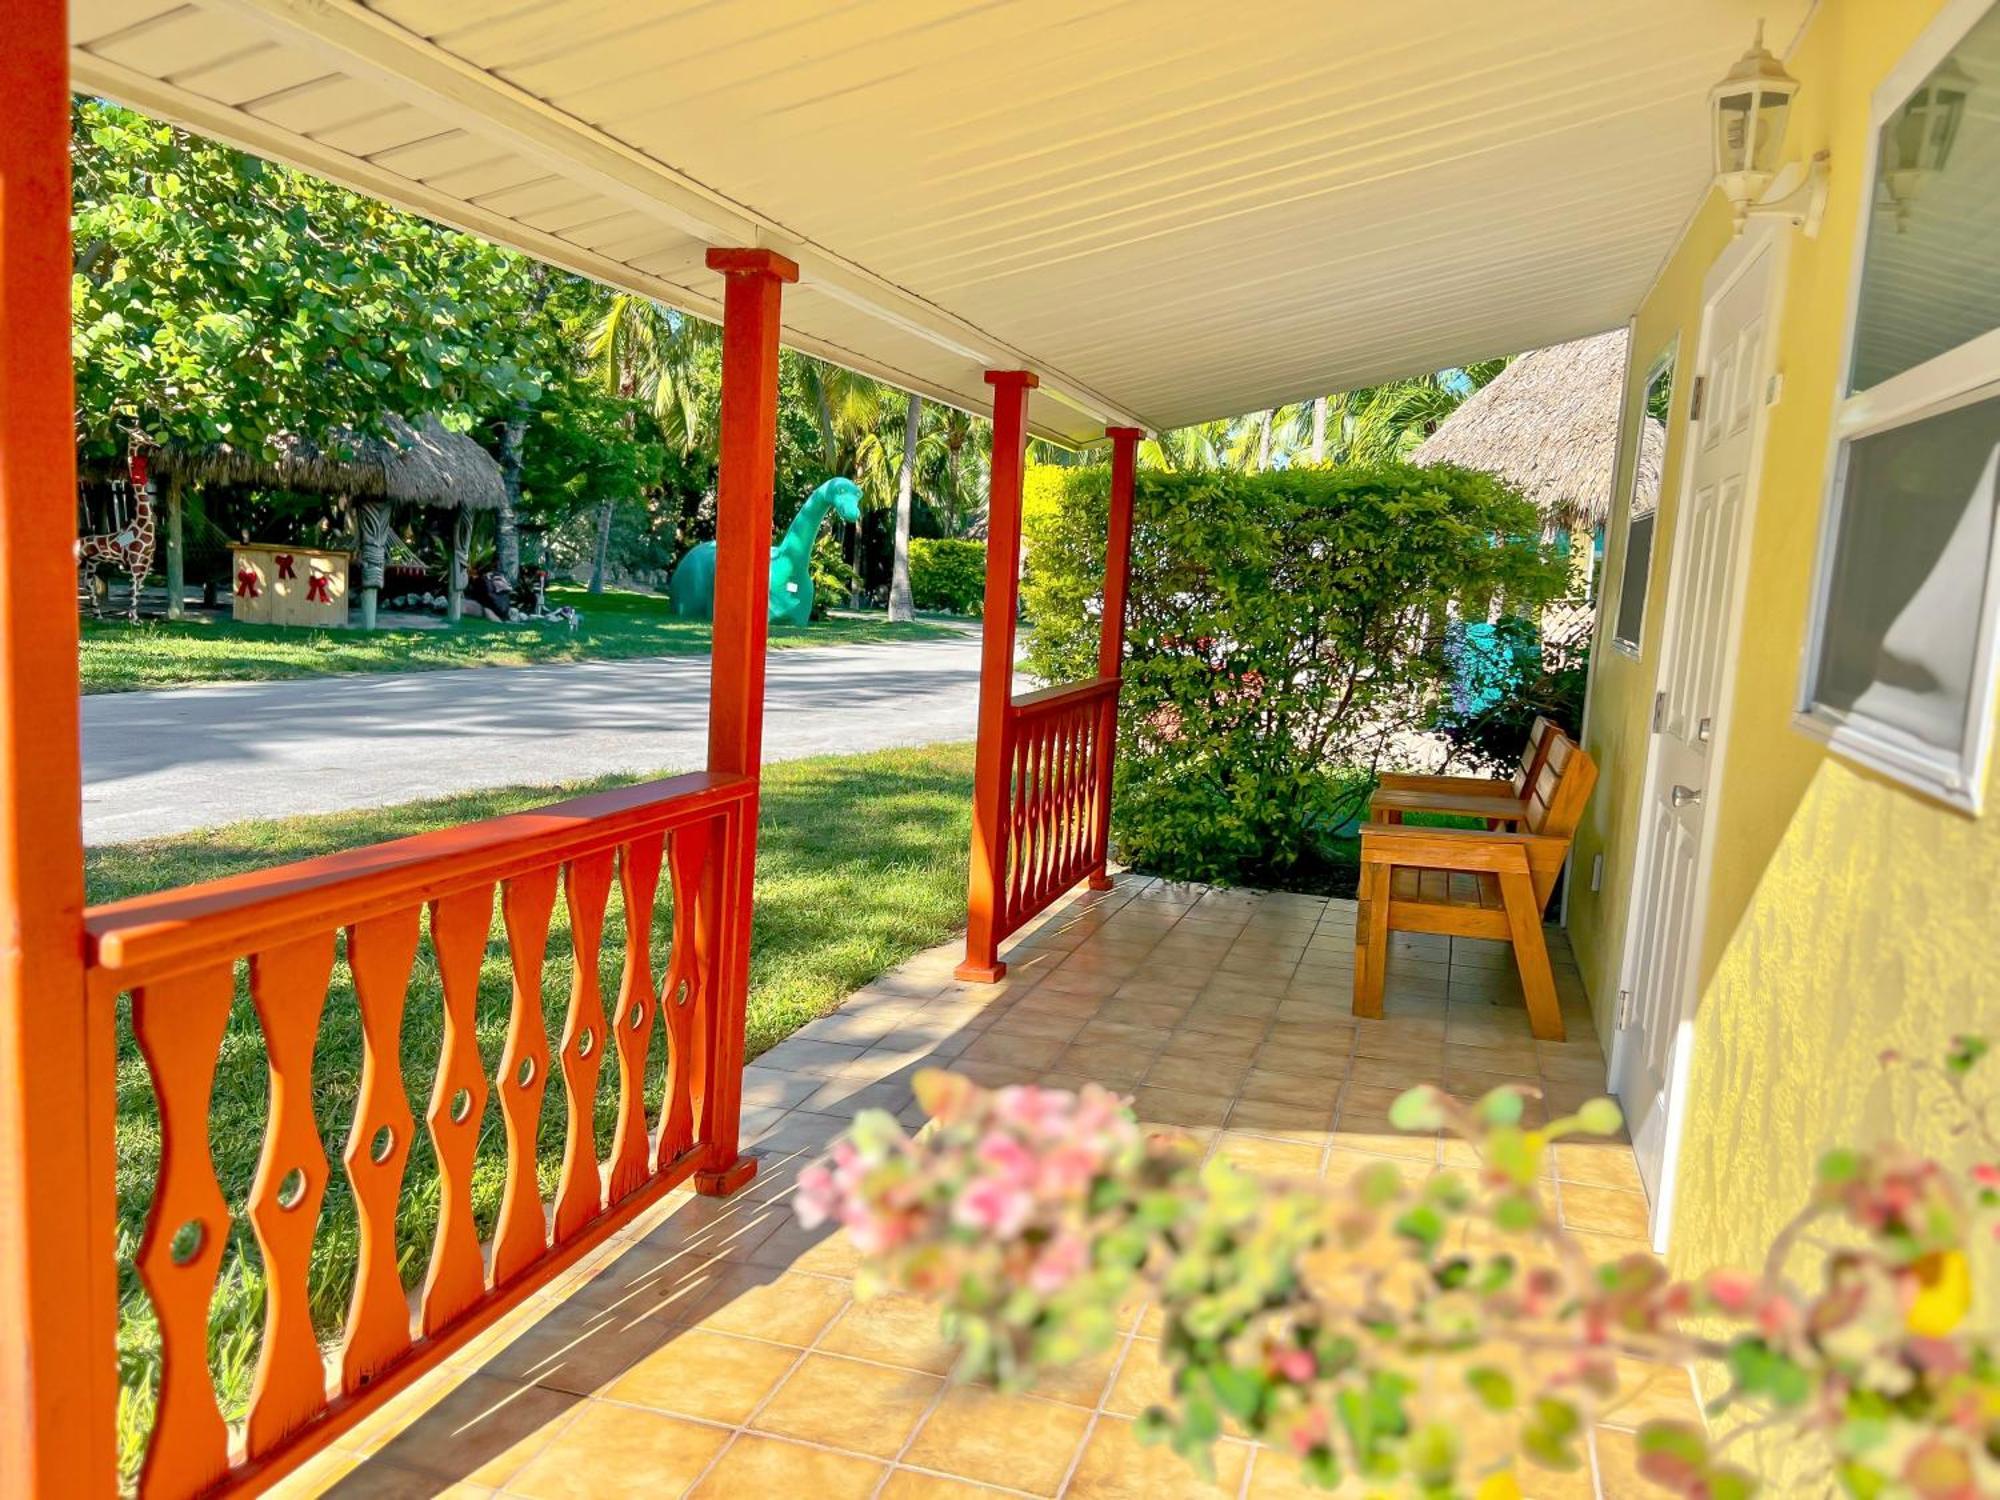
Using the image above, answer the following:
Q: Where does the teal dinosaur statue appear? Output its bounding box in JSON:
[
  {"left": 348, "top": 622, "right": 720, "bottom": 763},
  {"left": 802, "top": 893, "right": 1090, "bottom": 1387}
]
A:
[{"left": 669, "top": 476, "right": 863, "bottom": 626}]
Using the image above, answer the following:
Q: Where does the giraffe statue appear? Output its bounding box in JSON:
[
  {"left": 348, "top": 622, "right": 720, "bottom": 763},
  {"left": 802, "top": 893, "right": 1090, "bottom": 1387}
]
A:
[{"left": 78, "top": 453, "right": 159, "bottom": 621}]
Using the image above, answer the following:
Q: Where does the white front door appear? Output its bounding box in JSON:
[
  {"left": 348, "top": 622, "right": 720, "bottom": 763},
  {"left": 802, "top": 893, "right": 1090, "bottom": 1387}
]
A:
[{"left": 1611, "top": 236, "right": 1779, "bottom": 1246}]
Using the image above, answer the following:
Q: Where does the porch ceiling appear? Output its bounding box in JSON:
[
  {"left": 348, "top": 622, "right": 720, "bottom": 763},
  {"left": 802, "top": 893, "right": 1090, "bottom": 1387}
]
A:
[{"left": 69, "top": 0, "right": 1810, "bottom": 445}]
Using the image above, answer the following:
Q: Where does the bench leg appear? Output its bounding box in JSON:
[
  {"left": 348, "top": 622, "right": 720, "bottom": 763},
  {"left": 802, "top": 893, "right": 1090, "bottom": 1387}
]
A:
[
  {"left": 1353, "top": 863, "right": 1389, "bottom": 1019},
  {"left": 1497, "top": 869, "right": 1564, "bottom": 1042}
]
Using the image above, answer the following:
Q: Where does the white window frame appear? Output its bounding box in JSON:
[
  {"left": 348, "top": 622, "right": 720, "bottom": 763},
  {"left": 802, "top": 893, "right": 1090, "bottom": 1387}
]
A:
[
  {"left": 1794, "top": 0, "right": 2000, "bottom": 814},
  {"left": 1609, "top": 343, "right": 1677, "bottom": 658}
]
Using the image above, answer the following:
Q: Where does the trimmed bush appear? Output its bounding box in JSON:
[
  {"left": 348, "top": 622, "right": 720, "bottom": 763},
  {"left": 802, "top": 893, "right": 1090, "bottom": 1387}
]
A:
[
  {"left": 908, "top": 537, "right": 986, "bottom": 615},
  {"left": 1022, "top": 462, "right": 1566, "bottom": 889}
]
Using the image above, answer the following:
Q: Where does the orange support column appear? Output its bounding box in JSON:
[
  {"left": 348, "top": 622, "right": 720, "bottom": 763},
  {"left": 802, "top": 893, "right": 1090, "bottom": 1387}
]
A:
[
  {"left": 956, "top": 370, "right": 1038, "bottom": 983},
  {"left": 695, "top": 247, "right": 796, "bottom": 1197},
  {"left": 0, "top": 4, "right": 118, "bottom": 1495},
  {"left": 1087, "top": 427, "right": 1142, "bottom": 891}
]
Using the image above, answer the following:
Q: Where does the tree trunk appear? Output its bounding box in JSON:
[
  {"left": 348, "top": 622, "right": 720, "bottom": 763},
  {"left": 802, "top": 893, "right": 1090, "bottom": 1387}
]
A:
[
  {"left": 889, "top": 393, "right": 922, "bottom": 621},
  {"left": 163, "top": 474, "right": 186, "bottom": 620},
  {"left": 496, "top": 412, "right": 526, "bottom": 587},
  {"left": 589, "top": 497, "right": 614, "bottom": 594},
  {"left": 356, "top": 498, "right": 391, "bottom": 630},
  {"left": 446, "top": 505, "right": 473, "bottom": 623},
  {"left": 1311, "top": 396, "right": 1328, "bottom": 465},
  {"left": 1256, "top": 410, "right": 1273, "bottom": 472}
]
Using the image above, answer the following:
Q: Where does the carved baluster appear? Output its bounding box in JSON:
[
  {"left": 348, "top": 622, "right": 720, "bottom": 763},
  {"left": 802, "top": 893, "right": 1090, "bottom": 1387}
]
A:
[
  {"left": 608, "top": 832, "right": 664, "bottom": 1202},
  {"left": 492, "top": 867, "right": 557, "bottom": 1284},
  {"left": 1006, "top": 726, "right": 1031, "bottom": 929},
  {"left": 340, "top": 908, "right": 420, "bottom": 1393},
  {"left": 553, "top": 851, "right": 614, "bottom": 1242},
  {"left": 420, "top": 885, "right": 494, "bottom": 1335},
  {"left": 244, "top": 934, "right": 336, "bottom": 1457},
  {"left": 130, "top": 964, "right": 235, "bottom": 1496},
  {"left": 655, "top": 821, "right": 714, "bottom": 1167}
]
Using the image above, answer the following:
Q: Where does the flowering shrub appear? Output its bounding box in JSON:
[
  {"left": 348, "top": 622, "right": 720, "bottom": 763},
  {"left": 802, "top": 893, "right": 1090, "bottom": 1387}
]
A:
[{"left": 796, "top": 1039, "right": 1999, "bottom": 1498}]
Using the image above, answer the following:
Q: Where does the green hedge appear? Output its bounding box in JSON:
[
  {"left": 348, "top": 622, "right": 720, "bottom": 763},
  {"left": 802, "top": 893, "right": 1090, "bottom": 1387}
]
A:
[
  {"left": 1022, "top": 463, "right": 1565, "bottom": 889},
  {"left": 908, "top": 537, "right": 986, "bottom": 615}
]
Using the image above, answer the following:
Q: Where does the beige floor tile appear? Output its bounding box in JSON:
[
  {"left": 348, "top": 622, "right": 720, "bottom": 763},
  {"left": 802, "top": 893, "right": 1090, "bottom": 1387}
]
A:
[
  {"left": 603, "top": 1328, "right": 799, "bottom": 1424},
  {"left": 751, "top": 1352, "right": 941, "bottom": 1457},
  {"left": 1103, "top": 1337, "right": 1174, "bottom": 1416},
  {"left": 817, "top": 1293, "right": 962, "bottom": 1374},
  {"left": 506, "top": 1402, "right": 726, "bottom": 1499},
  {"left": 1018, "top": 1341, "right": 1122, "bottom": 1408},
  {"left": 1554, "top": 1139, "right": 1645, "bottom": 1193},
  {"left": 1131, "top": 1085, "right": 1234, "bottom": 1129},
  {"left": 694, "top": 1268, "right": 851, "bottom": 1346},
  {"left": 1224, "top": 1095, "right": 1334, "bottom": 1141},
  {"left": 1214, "top": 1131, "right": 1325, "bottom": 1180},
  {"left": 1158, "top": 1027, "right": 1260, "bottom": 1063},
  {"left": 1054, "top": 1041, "right": 1155, "bottom": 1086},
  {"left": 902, "top": 1387, "right": 1091, "bottom": 1495},
  {"left": 1146, "top": 1053, "right": 1251, "bottom": 1094},
  {"left": 1559, "top": 1182, "right": 1653, "bottom": 1239},
  {"left": 1066, "top": 1416, "right": 1250, "bottom": 1499},
  {"left": 690, "top": 1434, "right": 885, "bottom": 1498},
  {"left": 879, "top": 1470, "right": 1012, "bottom": 1497}
]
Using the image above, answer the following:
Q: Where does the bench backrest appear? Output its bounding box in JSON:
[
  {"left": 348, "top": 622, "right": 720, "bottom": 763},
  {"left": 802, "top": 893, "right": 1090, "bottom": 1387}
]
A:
[
  {"left": 1525, "top": 730, "right": 1597, "bottom": 842},
  {"left": 1512, "top": 715, "right": 1557, "bottom": 797}
]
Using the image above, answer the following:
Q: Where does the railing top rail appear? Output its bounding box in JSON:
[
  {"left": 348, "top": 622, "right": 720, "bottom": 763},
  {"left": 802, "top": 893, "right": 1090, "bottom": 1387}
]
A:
[
  {"left": 1008, "top": 673, "right": 1120, "bottom": 716},
  {"left": 87, "top": 771, "right": 755, "bottom": 983}
]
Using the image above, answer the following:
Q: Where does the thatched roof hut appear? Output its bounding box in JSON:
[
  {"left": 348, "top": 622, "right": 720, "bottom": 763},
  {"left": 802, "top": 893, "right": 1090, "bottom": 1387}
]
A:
[
  {"left": 150, "top": 413, "right": 505, "bottom": 511},
  {"left": 1412, "top": 329, "right": 1663, "bottom": 534}
]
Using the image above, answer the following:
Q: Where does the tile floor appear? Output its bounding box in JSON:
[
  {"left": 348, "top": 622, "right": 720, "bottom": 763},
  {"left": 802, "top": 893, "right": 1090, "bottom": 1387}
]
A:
[{"left": 287, "top": 876, "right": 1693, "bottom": 1499}]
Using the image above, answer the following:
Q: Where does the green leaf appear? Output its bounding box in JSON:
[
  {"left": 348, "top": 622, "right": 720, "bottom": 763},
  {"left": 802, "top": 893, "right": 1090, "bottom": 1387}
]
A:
[
  {"left": 1466, "top": 1366, "right": 1515, "bottom": 1412},
  {"left": 1389, "top": 1087, "right": 1447, "bottom": 1132},
  {"left": 1572, "top": 1098, "right": 1623, "bottom": 1135},
  {"left": 1478, "top": 1088, "right": 1524, "bottom": 1127}
]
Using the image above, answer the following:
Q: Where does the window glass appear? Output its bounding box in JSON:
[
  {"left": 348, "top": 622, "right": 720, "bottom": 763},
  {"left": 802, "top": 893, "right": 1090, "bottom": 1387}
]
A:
[
  {"left": 1612, "top": 355, "right": 1673, "bottom": 650},
  {"left": 1850, "top": 4, "right": 2000, "bottom": 389},
  {"left": 1809, "top": 394, "right": 2000, "bottom": 752}
]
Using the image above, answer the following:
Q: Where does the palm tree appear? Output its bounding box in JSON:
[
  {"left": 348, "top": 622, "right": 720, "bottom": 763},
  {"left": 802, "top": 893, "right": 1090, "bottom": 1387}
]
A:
[
  {"left": 796, "top": 358, "right": 898, "bottom": 605},
  {"left": 917, "top": 404, "right": 989, "bottom": 536},
  {"left": 888, "top": 393, "right": 922, "bottom": 621},
  {"left": 584, "top": 293, "right": 718, "bottom": 591}
]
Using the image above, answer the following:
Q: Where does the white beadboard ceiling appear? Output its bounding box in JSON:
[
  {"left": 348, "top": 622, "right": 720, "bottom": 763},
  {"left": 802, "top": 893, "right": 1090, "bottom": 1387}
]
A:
[{"left": 68, "top": 0, "right": 1812, "bottom": 445}]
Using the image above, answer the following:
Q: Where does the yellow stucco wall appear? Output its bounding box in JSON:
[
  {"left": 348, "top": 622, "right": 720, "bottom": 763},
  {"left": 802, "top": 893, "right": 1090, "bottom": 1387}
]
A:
[{"left": 1567, "top": 0, "right": 2000, "bottom": 1296}]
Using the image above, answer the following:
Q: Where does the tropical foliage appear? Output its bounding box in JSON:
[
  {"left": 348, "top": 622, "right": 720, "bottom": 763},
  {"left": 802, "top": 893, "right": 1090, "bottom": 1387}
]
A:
[
  {"left": 1022, "top": 464, "right": 1566, "bottom": 888},
  {"left": 72, "top": 96, "right": 1514, "bottom": 614},
  {"left": 800, "top": 1037, "right": 2000, "bottom": 1499},
  {"left": 908, "top": 538, "right": 987, "bottom": 615}
]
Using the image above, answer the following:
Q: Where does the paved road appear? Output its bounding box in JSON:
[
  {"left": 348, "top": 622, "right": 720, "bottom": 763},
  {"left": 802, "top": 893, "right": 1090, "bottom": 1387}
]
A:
[{"left": 82, "top": 634, "right": 1006, "bottom": 844}]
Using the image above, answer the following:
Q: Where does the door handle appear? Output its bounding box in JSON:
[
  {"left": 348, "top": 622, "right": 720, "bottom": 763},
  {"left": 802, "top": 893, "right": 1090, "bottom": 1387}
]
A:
[{"left": 1671, "top": 784, "right": 1703, "bottom": 808}]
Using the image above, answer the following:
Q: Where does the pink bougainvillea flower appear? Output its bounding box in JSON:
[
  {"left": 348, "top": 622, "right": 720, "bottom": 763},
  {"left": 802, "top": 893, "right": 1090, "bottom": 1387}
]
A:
[
  {"left": 1703, "top": 1269, "right": 1758, "bottom": 1315},
  {"left": 1028, "top": 1231, "right": 1089, "bottom": 1294},
  {"left": 1271, "top": 1345, "right": 1316, "bottom": 1384},
  {"left": 953, "top": 1175, "right": 1033, "bottom": 1239}
]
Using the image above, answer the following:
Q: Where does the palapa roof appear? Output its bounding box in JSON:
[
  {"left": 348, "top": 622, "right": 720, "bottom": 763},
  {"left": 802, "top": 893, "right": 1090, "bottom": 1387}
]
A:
[
  {"left": 1412, "top": 330, "right": 1664, "bottom": 534},
  {"left": 152, "top": 414, "right": 505, "bottom": 512}
]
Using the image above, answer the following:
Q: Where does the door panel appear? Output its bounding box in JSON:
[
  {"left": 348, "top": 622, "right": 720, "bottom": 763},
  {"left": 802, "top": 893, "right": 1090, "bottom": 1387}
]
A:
[{"left": 1613, "top": 244, "right": 1775, "bottom": 1223}]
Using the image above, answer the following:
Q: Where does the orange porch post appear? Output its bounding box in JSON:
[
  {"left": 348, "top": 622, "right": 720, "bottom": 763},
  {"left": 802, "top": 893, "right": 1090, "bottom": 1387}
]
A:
[
  {"left": 695, "top": 246, "right": 797, "bottom": 1196},
  {"left": 956, "top": 370, "right": 1038, "bottom": 983},
  {"left": 0, "top": 2, "right": 119, "bottom": 1494},
  {"left": 1087, "top": 426, "right": 1142, "bottom": 890}
]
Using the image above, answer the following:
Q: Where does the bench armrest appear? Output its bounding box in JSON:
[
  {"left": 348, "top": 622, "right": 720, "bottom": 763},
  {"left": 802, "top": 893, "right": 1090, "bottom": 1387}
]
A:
[
  {"left": 1377, "top": 772, "right": 1517, "bottom": 794},
  {"left": 1359, "top": 823, "right": 1569, "bottom": 874}
]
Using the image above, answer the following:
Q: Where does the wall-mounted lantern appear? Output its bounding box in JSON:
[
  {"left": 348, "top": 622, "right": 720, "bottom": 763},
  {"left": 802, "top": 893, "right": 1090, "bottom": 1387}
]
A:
[
  {"left": 1710, "top": 23, "right": 1828, "bottom": 236},
  {"left": 1882, "top": 57, "right": 1973, "bottom": 229}
]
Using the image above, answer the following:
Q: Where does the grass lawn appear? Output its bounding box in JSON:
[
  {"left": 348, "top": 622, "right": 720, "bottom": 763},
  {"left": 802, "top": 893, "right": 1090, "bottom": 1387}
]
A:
[
  {"left": 81, "top": 583, "right": 961, "bottom": 693},
  {"left": 97, "top": 740, "right": 974, "bottom": 1475}
]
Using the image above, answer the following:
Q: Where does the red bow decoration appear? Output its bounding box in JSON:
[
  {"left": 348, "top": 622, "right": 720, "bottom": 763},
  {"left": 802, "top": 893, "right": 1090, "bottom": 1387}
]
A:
[
  {"left": 234, "top": 565, "right": 261, "bottom": 599},
  {"left": 305, "top": 573, "right": 332, "bottom": 604},
  {"left": 275, "top": 553, "right": 297, "bottom": 580}
]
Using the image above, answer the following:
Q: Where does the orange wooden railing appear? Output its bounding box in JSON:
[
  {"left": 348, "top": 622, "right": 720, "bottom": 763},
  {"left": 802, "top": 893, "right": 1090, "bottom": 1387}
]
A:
[
  {"left": 999, "top": 675, "right": 1120, "bottom": 939},
  {"left": 957, "top": 408, "right": 1141, "bottom": 983},
  {"left": 85, "top": 771, "right": 757, "bottom": 1499}
]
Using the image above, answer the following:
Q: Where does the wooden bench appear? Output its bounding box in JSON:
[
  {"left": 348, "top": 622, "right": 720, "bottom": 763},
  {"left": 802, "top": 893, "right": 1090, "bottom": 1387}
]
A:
[
  {"left": 1354, "top": 728, "right": 1596, "bottom": 1041},
  {"left": 1366, "top": 715, "right": 1558, "bottom": 830}
]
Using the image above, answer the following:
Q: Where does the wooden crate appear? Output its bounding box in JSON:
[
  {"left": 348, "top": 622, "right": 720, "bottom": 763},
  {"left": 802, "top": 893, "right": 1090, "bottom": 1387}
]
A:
[{"left": 231, "top": 544, "right": 352, "bottom": 627}]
